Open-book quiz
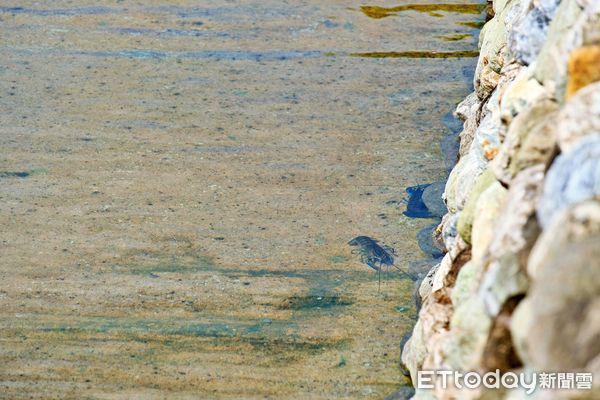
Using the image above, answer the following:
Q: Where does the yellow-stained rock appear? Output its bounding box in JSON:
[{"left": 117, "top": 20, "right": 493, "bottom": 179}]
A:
[{"left": 567, "top": 45, "right": 600, "bottom": 99}]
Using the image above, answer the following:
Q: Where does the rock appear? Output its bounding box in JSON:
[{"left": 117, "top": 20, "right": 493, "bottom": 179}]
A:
[
  {"left": 471, "top": 181, "right": 509, "bottom": 263},
  {"left": 457, "top": 168, "right": 497, "bottom": 244},
  {"left": 442, "top": 239, "right": 472, "bottom": 289},
  {"left": 455, "top": 93, "right": 482, "bottom": 156},
  {"left": 499, "top": 65, "right": 549, "bottom": 126},
  {"left": 509, "top": 297, "right": 534, "bottom": 367},
  {"left": 508, "top": 0, "right": 562, "bottom": 65},
  {"left": 488, "top": 165, "right": 545, "bottom": 259},
  {"left": 534, "top": 0, "right": 585, "bottom": 100},
  {"left": 418, "top": 262, "right": 441, "bottom": 303},
  {"left": 444, "top": 294, "right": 492, "bottom": 370},
  {"left": 524, "top": 235, "right": 600, "bottom": 372},
  {"left": 566, "top": 45, "right": 600, "bottom": 98},
  {"left": 455, "top": 92, "right": 480, "bottom": 122},
  {"left": 479, "top": 253, "right": 529, "bottom": 316},
  {"left": 555, "top": 81, "right": 600, "bottom": 152},
  {"left": 472, "top": 90, "right": 503, "bottom": 163},
  {"left": 401, "top": 319, "right": 427, "bottom": 384},
  {"left": 476, "top": 63, "right": 503, "bottom": 100},
  {"left": 475, "top": 0, "right": 523, "bottom": 99},
  {"left": 529, "top": 200, "right": 600, "bottom": 279},
  {"left": 384, "top": 386, "right": 416, "bottom": 400},
  {"left": 445, "top": 150, "right": 487, "bottom": 213},
  {"left": 481, "top": 295, "right": 524, "bottom": 372},
  {"left": 537, "top": 134, "right": 600, "bottom": 228},
  {"left": 493, "top": 0, "right": 512, "bottom": 15},
  {"left": 421, "top": 181, "right": 448, "bottom": 218},
  {"left": 409, "top": 258, "right": 442, "bottom": 282},
  {"left": 417, "top": 223, "right": 445, "bottom": 259},
  {"left": 512, "top": 109, "right": 559, "bottom": 173},
  {"left": 440, "top": 212, "right": 459, "bottom": 251},
  {"left": 450, "top": 260, "right": 478, "bottom": 308},
  {"left": 492, "top": 100, "right": 559, "bottom": 184},
  {"left": 430, "top": 253, "right": 453, "bottom": 297}
]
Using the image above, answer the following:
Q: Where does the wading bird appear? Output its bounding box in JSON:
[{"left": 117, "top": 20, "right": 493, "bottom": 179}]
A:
[{"left": 348, "top": 235, "right": 399, "bottom": 291}]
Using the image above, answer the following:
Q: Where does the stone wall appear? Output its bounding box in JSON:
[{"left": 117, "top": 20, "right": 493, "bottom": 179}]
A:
[{"left": 401, "top": 0, "right": 600, "bottom": 398}]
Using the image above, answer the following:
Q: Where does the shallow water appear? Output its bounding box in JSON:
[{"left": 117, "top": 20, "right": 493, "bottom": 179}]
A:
[{"left": 0, "top": 1, "right": 484, "bottom": 398}]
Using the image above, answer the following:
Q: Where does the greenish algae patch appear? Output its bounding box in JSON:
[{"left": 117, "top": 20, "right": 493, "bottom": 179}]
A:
[
  {"left": 360, "top": 4, "right": 487, "bottom": 19},
  {"left": 437, "top": 33, "right": 472, "bottom": 41},
  {"left": 351, "top": 50, "right": 479, "bottom": 58},
  {"left": 457, "top": 21, "right": 486, "bottom": 29},
  {"left": 328, "top": 255, "right": 349, "bottom": 263},
  {"left": 279, "top": 295, "right": 354, "bottom": 310}
]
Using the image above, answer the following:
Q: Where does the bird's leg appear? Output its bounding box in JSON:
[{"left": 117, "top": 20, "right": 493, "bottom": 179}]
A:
[
  {"left": 378, "top": 262, "right": 381, "bottom": 292},
  {"left": 385, "top": 262, "right": 389, "bottom": 285}
]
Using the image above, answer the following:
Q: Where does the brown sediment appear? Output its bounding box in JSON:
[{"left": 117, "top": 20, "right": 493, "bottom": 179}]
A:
[
  {"left": 360, "top": 4, "right": 487, "bottom": 19},
  {"left": 436, "top": 33, "right": 473, "bottom": 41},
  {"left": 351, "top": 50, "right": 480, "bottom": 58}
]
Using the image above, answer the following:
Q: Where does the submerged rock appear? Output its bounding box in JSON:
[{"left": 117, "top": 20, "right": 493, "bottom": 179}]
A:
[
  {"left": 384, "top": 386, "right": 416, "bottom": 400},
  {"left": 403, "top": 184, "right": 435, "bottom": 218},
  {"left": 421, "top": 181, "right": 448, "bottom": 218},
  {"left": 417, "top": 223, "right": 445, "bottom": 259}
]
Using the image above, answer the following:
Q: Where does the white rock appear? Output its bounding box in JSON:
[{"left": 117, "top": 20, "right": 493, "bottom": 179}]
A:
[
  {"left": 555, "top": 81, "right": 600, "bottom": 152},
  {"left": 537, "top": 134, "right": 600, "bottom": 228}
]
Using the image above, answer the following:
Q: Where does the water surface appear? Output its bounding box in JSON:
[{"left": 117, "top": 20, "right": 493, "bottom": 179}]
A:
[{"left": 0, "top": 0, "right": 484, "bottom": 398}]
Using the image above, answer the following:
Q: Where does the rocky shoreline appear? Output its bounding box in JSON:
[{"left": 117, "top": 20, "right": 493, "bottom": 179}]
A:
[{"left": 401, "top": 0, "right": 600, "bottom": 398}]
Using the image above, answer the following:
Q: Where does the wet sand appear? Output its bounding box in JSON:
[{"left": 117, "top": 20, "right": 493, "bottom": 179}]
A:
[{"left": 0, "top": 1, "right": 483, "bottom": 398}]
